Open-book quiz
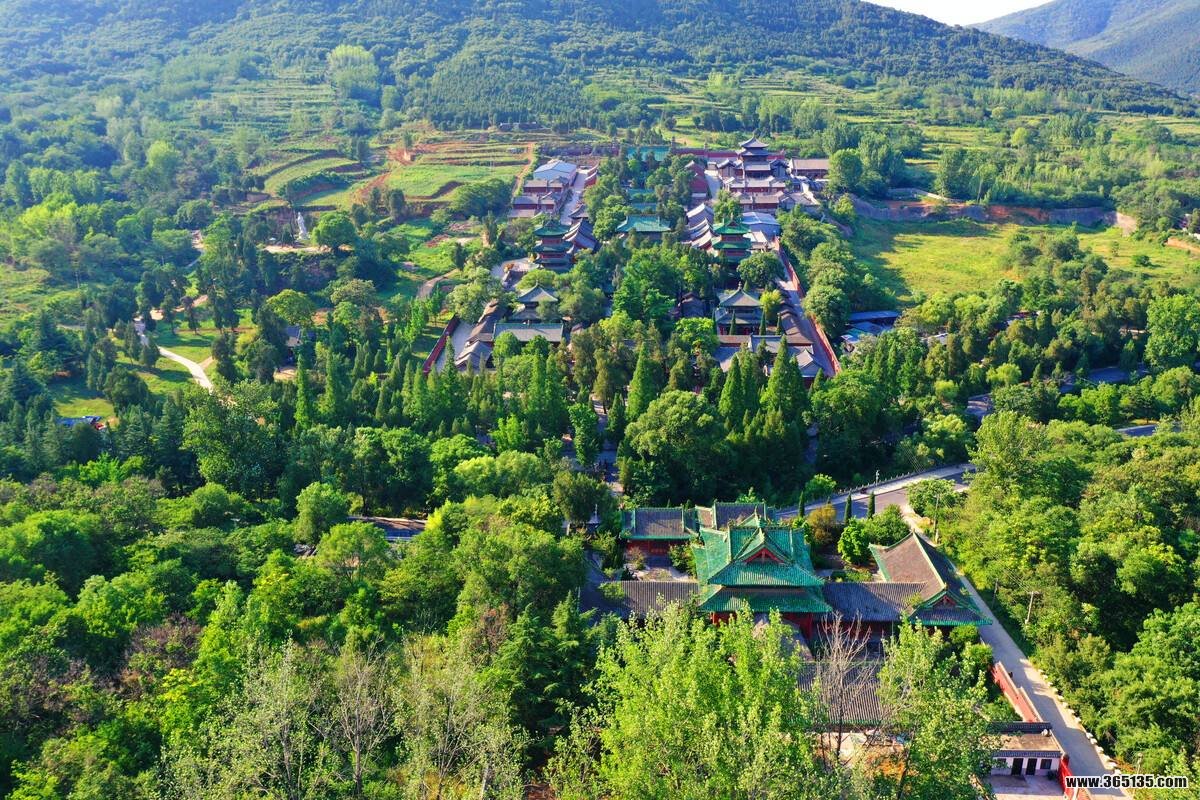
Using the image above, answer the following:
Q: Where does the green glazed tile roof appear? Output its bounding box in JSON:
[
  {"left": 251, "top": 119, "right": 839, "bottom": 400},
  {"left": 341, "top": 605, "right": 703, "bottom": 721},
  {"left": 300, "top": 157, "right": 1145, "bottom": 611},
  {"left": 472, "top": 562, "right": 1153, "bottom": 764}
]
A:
[
  {"left": 617, "top": 215, "right": 671, "bottom": 234},
  {"left": 713, "top": 223, "right": 750, "bottom": 235},
  {"left": 693, "top": 519, "right": 823, "bottom": 589},
  {"left": 534, "top": 222, "right": 569, "bottom": 237},
  {"left": 696, "top": 586, "right": 832, "bottom": 614}
]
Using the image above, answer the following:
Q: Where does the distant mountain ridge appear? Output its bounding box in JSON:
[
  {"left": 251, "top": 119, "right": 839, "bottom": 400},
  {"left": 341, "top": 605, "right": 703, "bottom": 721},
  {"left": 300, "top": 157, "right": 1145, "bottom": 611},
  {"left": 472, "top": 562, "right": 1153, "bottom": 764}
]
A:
[
  {"left": 979, "top": 0, "right": 1200, "bottom": 96},
  {"left": 0, "top": 0, "right": 1189, "bottom": 127}
]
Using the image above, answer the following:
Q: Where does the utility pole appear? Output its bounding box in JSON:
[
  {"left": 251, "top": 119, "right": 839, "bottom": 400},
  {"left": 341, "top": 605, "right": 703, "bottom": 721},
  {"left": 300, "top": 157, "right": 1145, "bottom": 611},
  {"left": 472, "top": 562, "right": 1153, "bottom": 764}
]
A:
[{"left": 1024, "top": 590, "right": 1041, "bottom": 628}]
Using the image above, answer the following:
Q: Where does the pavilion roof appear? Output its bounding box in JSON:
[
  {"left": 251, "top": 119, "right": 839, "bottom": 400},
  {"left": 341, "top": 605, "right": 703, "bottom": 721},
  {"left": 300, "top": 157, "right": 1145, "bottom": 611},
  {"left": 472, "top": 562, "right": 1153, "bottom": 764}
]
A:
[
  {"left": 717, "top": 288, "right": 761, "bottom": 308},
  {"left": 617, "top": 215, "right": 671, "bottom": 234},
  {"left": 869, "top": 533, "right": 987, "bottom": 625},
  {"left": 622, "top": 507, "right": 696, "bottom": 541},
  {"left": 534, "top": 221, "right": 570, "bottom": 237},
  {"left": 492, "top": 322, "right": 565, "bottom": 344},
  {"left": 713, "top": 222, "right": 750, "bottom": 235},
  {"left": 696, "top": 585, "right": 831, "bottom": 614},
  {"left": 693, "top": 517, "right": 823, "bottom": 589},
  {"left": 515, "top": 285, "right": 558, "bottom": 305}
]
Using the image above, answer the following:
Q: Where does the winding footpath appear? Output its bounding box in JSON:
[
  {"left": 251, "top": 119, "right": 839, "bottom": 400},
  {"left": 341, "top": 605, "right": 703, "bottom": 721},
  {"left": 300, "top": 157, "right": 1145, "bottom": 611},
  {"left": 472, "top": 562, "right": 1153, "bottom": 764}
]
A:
[{"left": 134, "top": 320, "right": 214, "bottom": 392}]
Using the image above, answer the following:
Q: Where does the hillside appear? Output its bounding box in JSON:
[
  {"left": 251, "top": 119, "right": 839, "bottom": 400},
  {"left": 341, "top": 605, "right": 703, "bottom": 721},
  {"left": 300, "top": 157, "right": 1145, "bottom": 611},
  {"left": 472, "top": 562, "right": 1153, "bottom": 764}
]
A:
[
  {"left": 979, "top": 0, "right": 1200, "bottom": 96},
  {"left": 0, "top": 0, "right": 1189, "bottom": 134}
]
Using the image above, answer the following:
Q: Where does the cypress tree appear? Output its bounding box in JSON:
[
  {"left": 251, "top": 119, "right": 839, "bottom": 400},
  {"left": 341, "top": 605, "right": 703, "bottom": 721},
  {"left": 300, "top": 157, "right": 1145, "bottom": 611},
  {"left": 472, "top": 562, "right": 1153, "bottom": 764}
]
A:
[
  {"left": 667, "top": 355, "right": 690, "bottom": 391},
  {"left": 867, "top": 491, "right": 876, "bottom": 518},
  {"left": 738, "top": 350, "right": 761, "bottom": 420},
  {"left": 626, "top": 345, "right": 660, "bottom": 422},
  {"left": 761, "top": 350, "right": 807, "bottom": 418},
  {"left": 319, "top": 352, "right": 352, "bottom": 424},
  {"left": 719, "top": 356, "right": 745, "bottom": 429},
  {"left": 352, "top": 344, "right": 370, "bottom": 379},
  {"left": 607, "top": 393, "right": 627, "bottom": 445}
]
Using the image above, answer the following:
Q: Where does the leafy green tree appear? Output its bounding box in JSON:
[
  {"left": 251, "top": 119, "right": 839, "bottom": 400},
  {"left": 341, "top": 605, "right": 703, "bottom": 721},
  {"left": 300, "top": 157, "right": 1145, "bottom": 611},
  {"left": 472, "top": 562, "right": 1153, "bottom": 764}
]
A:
[
  {"left": 621, "top": 390, "right": 727, "bottom": 504},
  {"left": 1099, "top": 602, "right": 1200, "bottom": 772},
  {"left": 736, "top": 251, "right": 782, "bottom": 288},
  {"left": 907, "top": 479, "right": 959, "bottom": 518},
  {"left": 1145, "top": 294, "right": 1200, "bottom": 371},
  {"left": 877, "top": 625, "right": 997, "bottom": 800},
  {"left": 267, "top": 289, "right": 317, "bottom": 329},
  {"left": 549, "top": 607, "right": 831, "bottom": 800},
  {"left": 569, "top": 401, "right": 601, "bottom": 468},
  {"left": 317, "top": 522, "right": 392, "bottom": 586},
  {"left": 804, "top": 474, "right": 837, "bottom": 506},
  {"left": 453, "top": 520, "right": 584, "bottom": 624},
  {"left": 294, "top": 482, "right": 350, "bottom": 542},
  {"left": 805, "top": 283, "right": 849, "bottom": 337},
  {"left": 827, "top": 149, "right": 864, "bottom": 194},
  {"left": 183, "top": 382, "right": 283, "bottom": 497},
  {"left": 0, "top": 511, "right": 103, "bottom": 595},
  {"left": 312, "top": 211, "right": 358, "bottom": 253}
]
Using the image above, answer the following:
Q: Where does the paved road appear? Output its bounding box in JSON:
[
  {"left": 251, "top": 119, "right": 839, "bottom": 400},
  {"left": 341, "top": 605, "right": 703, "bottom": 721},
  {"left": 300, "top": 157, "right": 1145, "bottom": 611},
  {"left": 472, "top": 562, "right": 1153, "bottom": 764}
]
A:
[
  {"left": 558, "top": 170, "right": 588, "bottom": 225},
  {"left": 967, "top": 366, "right": 1148, "bottom": 421},
  {"left": 135, "top": 320, "right": 214, "bottom": 391},
  {"left": 777, "top": 463, "right": 974, "bottom": 522},
  {"left": 415, "top": 272, "right": 447, "bottom": 300},
  {"left": 960, "top": 575, "right": 1126, "bottom": 796}
]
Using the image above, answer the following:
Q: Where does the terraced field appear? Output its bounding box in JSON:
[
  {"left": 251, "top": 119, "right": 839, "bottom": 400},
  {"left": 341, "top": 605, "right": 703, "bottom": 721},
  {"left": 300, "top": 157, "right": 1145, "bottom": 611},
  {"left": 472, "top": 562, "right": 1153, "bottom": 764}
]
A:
[
  {"left": 381, "top": 139, "right": 532, "bottom": 203},
  {"left": 262, "top": 155, "right": 361, "bottom": 196},
  {"left": 178, "top": 69, "right": 338, "bottom": 143}
]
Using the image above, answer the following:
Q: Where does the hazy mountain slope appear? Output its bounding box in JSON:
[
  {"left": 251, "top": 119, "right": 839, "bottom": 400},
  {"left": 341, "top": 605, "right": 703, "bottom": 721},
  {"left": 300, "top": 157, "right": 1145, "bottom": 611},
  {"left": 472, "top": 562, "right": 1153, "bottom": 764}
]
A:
[
  {"left": 0, "top": 0, "right": 1186, "bottom": 125},
  {"left": 980, "top": 0, "right": 1200, "bottom": 95}
]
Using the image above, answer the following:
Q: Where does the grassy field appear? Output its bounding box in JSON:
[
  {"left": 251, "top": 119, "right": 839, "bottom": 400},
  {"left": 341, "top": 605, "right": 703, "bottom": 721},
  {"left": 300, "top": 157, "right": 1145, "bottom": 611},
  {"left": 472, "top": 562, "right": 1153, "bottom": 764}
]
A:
[
  {"left": 151, "top": 307, "right": 254, "bottom": 371},
  {"left": 0, "top": 266, "right": 63, "bottom": 324},
  {"left": 387, "top": 163, "right": 522, "bottom": 198},
  {"left": 49, "top": 374, "right": 115, "bottom": 420},
  {"left": 48, "top": 352, "right": 200, "bottom": 420},
  {"left": 379, "top": 219, "right": 477, "bottom": 301},
  {"left": 124, "top": 353, "right": 197, "bottom": 396},
  {"left": 852, "top": 219, "right": 1200, "bottom": 301}
]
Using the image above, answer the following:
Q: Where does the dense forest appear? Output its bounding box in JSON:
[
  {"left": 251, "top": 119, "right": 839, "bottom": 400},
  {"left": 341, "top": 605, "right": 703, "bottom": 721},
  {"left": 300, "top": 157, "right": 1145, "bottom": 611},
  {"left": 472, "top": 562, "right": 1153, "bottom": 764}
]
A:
[
  {"left": 1, "top": 1, "right": 1199, "bottom": 798},
  {"left": 1, "top": 142, "right": 1200, "bottom": 795}
]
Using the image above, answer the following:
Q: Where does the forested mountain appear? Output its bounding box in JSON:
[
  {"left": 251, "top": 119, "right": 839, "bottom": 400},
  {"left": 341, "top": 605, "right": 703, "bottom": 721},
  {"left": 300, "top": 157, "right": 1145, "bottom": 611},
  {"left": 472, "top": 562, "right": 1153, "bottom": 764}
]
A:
[
  {"left": 0, "top": 0, "right": 1188, "bottom": 133},
  {"left": 979, "top": 0, "right": 1200, "bottom": 96}
]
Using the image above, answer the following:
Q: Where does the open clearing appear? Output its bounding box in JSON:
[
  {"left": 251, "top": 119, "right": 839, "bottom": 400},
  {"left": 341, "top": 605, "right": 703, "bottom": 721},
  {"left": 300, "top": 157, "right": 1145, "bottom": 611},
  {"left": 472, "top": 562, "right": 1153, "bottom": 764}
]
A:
[{"left": 853, "top": 219, "right": 1200, "bottom": 301}]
